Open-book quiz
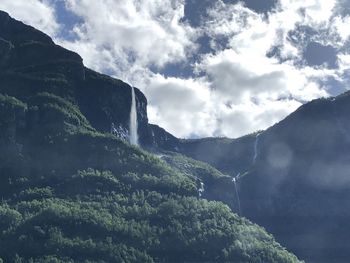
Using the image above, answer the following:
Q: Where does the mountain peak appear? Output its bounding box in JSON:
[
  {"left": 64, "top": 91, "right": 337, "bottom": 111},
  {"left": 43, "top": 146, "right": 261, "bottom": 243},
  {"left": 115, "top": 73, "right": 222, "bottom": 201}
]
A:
[{"left": 0, "top": 9, "right": 53, "bottom": 46}]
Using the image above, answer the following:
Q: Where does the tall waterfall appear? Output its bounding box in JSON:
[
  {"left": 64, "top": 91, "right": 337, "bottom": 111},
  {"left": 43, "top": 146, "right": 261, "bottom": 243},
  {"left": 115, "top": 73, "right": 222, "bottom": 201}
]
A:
[
  {"left": 129, "top": 87, "right": 138, "bottom": 145},
  {"left": 232, "top": 177, "right": 241, "bottom": 216}
]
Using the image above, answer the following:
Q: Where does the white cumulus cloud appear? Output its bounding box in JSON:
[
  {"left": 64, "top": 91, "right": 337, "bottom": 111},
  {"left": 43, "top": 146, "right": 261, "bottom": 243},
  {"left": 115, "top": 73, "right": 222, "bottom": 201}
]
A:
[
  {"left": 0, "top": 0, "right": 59, "bottom": 36},
  {"left": 60, "top": 0, "right": 197, "bottom": 73}
]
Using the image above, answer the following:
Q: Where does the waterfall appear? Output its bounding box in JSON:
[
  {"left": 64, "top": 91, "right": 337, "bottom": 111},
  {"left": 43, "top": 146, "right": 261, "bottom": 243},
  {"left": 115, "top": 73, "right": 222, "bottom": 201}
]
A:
[
  {"left": 252, "top": 133, "right": 261, "bottom": 165},
  {"left": 232, "top": 177, "right": 241, "bottom": 216},
  {"left": 198, "top": 182, "right": 205, "bottom": 197},
  {"left": 129, "top": 87, "right": 138, "bottom": 145}
]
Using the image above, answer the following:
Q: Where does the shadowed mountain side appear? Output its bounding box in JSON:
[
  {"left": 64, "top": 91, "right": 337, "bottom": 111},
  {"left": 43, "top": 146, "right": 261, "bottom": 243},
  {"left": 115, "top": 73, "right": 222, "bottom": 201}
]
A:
[
  {"left": 237, "top": 94, "right": 350, "bottom": 262},
  {"left": 166, "top": 92, "right": 350, "bottom": 263}
]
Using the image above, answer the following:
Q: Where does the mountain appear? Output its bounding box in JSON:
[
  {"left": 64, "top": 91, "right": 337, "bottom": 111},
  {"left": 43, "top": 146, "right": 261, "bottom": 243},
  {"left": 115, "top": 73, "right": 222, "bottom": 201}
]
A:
[
  {"left": 140, "top": 85, "right": 350, "bottom": 261},
  {"left": 0, "top": 10, "right": 302, "bottom": 262},
  {"left": 238, "top": 94, "right": 350, "bottom": 263},
  {"left": 164, "top": 92, "right": 350, "bottom": 262}
]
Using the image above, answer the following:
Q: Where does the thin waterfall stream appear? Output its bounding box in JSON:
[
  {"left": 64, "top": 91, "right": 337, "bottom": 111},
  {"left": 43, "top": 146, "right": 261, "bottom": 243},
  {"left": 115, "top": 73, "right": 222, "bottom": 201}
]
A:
[
  {"left": 129, "top": 87, "right": 138, "bottom": 145},
  {"left": 232, "top": 176, "right": 241, "bottom": 216}
]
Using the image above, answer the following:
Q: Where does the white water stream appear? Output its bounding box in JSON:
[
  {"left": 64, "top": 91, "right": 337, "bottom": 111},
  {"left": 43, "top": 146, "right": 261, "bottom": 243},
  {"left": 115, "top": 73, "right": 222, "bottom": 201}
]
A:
[
  {"left": 129, "top": 87, "right": 138, "bottom": 145},
  {"left": 232, "top": 177, "right": 241, "bottom": 216}
]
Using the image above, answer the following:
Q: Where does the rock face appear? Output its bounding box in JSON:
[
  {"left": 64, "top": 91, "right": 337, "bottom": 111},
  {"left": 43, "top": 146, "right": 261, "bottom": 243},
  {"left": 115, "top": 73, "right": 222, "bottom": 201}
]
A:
[
  {"left": 0, "top": 10, "right": 53, "bottom": 45},
  {"left": 74, "top": 68, "right": 149, "bottom": 139},
  {"left": 142, "top": 124, "right": 180, "bottom": 150},
  {"left": 0, "top": 10, "right": 153, "bottom": 145}
]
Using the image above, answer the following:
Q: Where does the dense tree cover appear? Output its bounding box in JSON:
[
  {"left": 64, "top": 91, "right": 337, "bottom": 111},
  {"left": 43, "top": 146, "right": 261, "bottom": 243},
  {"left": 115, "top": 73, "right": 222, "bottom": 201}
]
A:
[
  {"left": 0, "top": 92, "right": 301, "bottom": 262},
  {"left": 0, "top": 171, "right": 300, "bottom": 263}
]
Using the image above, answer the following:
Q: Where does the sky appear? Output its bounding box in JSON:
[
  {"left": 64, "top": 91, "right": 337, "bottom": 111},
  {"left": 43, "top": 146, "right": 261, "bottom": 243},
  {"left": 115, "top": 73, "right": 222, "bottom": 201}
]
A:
[{"left": 1, "top": 0, "right": 350, "bottom": 139}]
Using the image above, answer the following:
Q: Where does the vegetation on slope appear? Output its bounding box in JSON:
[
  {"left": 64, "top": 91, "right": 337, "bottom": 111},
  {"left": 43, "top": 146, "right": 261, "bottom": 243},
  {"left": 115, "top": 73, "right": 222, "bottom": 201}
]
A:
[{"left": 0, "top": 92, "right": 301, "bottom": 262}]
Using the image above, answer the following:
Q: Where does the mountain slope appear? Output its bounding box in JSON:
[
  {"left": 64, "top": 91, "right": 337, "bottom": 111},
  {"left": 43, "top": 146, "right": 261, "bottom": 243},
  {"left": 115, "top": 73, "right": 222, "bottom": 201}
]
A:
[
  {"left": 0, "top": 10, "right": 301, "bottom": 262},
  {"left": 170, "top": 92, "right": 350, "bottom": 262},
  {"left": 237, "top": 94, "right": 350, "bottom": 263}
]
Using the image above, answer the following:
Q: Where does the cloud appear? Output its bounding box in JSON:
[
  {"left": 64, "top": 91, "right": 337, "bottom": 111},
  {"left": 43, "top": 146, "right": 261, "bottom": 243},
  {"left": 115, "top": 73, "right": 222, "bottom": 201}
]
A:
[
  {"left": 60, "top": 0, "right": 196, "bottom": 70},
  {"left": 279, "top": 0, "right": 337, "bottom": 26},
  {"left": 338, "top": 53, "right": 350, "bottom": 71},
  {"left": 332, "top": 15, "right": 350, "bottom": 43},
  {"left": 183, "top": 0, "right": 333, "bottom": 136},
  {"left": 201, "top": 49, "right": 328, "bottom": 101},
  {"left": 0, "top": 0, "right": 59, "bottom": 36},
  {"left": 216, "top": 99, "right": 302, "bottom": 138},
  {"left": 141, "top": 73, "right": 217, "bottom": 138}
]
